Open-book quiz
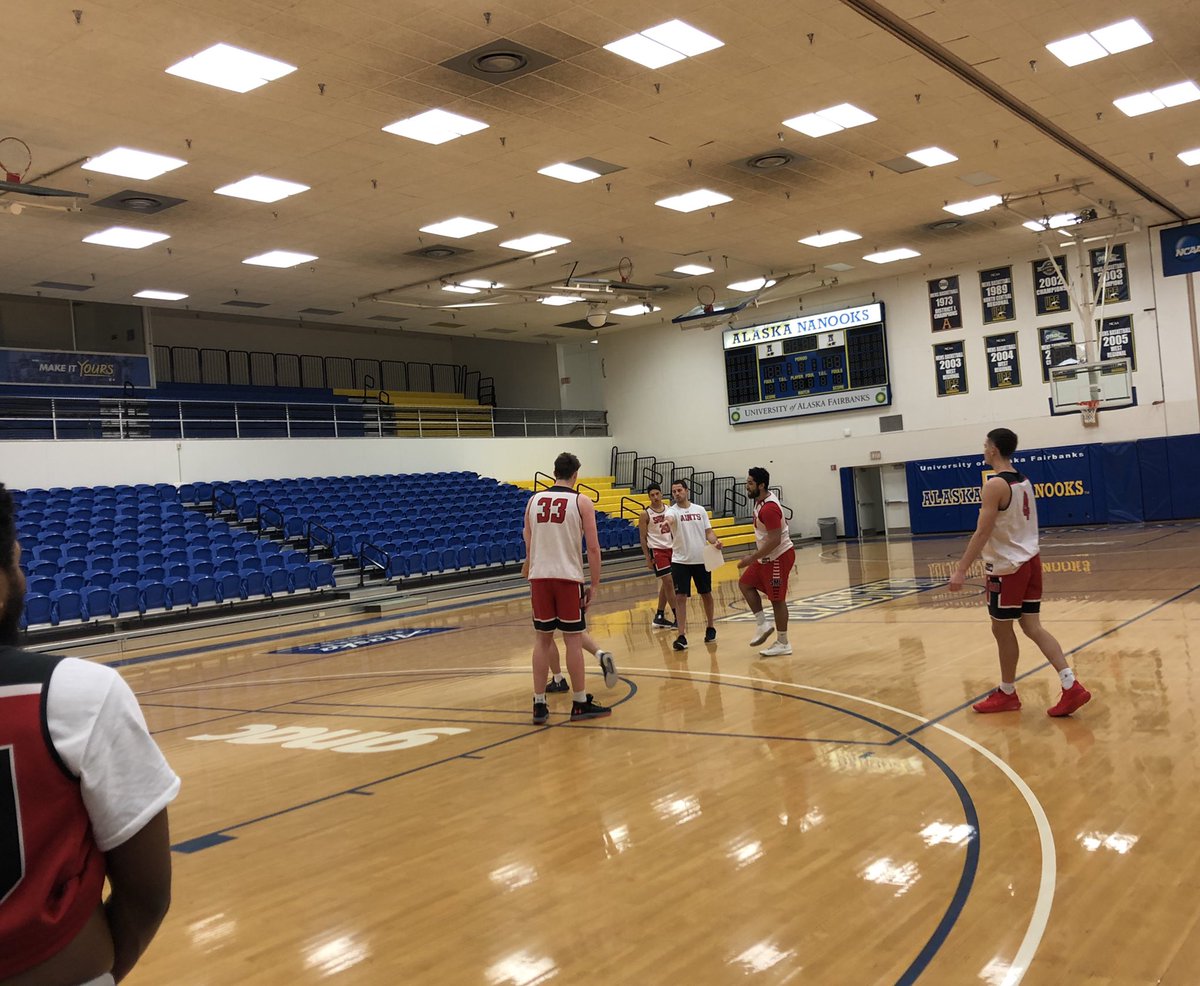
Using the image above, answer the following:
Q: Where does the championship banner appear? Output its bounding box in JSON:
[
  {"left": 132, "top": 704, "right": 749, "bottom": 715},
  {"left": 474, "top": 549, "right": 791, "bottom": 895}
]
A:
[
  {"left": 0, "top": 348, "right": 153, "bottom": 388},
  {"left": 906, "top": 444, "right": 1097, "bottom": 534},
  {"left": 1038, "top": 324, "right": 1075, "bottom": 382},
  {"left": 1160, "top": 221, "right": 1200, "bottom": 277},
  {"left": 933, "top": 340, "right": 968, "bottom": 396},
  {"left": 1032, "top": 256, "right": 1069, "bottom": 316},
  {"left": 1090, "top": 243, "right": 1130, "bottom": 303},
  {"left": 979, "top": 266, "right": 1015, "bottom": 324},
  {"left": 1098, "top": 314, "right": 1136, "bottom": 369},
  {"left": 928, "top": 275, "right": 962, "bottom": 332},
  {"left": 984, "top": 331, "right": 1021, "bottom": 390}
]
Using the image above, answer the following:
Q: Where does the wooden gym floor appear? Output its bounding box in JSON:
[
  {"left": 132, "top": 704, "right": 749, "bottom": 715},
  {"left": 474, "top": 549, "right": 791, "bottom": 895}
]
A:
[{"left": 99, "top": 523, "right": 1200, "bottom": 985}]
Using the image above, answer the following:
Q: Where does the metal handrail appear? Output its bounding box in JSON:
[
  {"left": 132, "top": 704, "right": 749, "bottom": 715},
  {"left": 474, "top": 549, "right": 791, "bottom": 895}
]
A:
[
  {"left": 306, "top": 520, "right": 335, "bottom": 559},
  {"left": 211, "top": 483, "right": 236, "bottom": 516},
  {"left": 358, "top": 541, "right": 392, "bottom": 587},
  {"left": 257, "top": 503, "right": 284, "bottom": 534},
  {"left": 576, "top": 480, "right": 600, "bottom": 503},
  {"left": 723, "top": 486, "right": 749, "bottom": 519},
  {"left": 619, "top": 495, "right": 648, "bottom": 521},
  {"left": 533, "top": 471, "right": 555, "bottom": 491}
]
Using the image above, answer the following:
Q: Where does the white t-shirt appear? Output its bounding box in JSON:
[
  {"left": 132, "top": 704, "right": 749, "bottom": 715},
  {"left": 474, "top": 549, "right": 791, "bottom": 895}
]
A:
[
  {"left": 48, "top": 658, "right": 181, "bottom": 852},
  {"left": 668, "top": 502, "right": 713, "bottom": 565}
]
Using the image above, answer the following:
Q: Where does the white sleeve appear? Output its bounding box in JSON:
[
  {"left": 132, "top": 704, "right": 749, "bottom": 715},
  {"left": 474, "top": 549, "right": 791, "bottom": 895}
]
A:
[{"left": 47, "top": 658, "right": 181, "bottom": 852}]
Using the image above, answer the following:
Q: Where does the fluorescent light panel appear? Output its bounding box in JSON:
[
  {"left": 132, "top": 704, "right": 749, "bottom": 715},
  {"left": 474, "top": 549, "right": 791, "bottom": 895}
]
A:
[
  {"left": 83, "top": 147, "right": 187, "bottom": 181},
  {"left": 82, "top": 227, "right": 170, "bottom": 249},
  {"left": 673, "top": 264, "right": 713, "bottom": 275},
  {"left": 1046, "top": 19, "right": 1152, "bottom": 66},
  {"left": 538, "top": 163, "right": 602, "bottom": 183},
  {"left": 1179, "top": 148, "right": 1200, "bottom": 166},
  {"left": 1024, "top": 213, "right": 1079, "bottom": 231},
  {"left": 943, "top": 194, "right": 1002, "bottom": 216},
  {"left": 418, "top": 216, "right": 497, "bottom": 238},
  {"left": 540, "top": 295, "right": 584, "bottom": 306},
  {"left": 460, "top": 279, "right": 502, "bottom": 289},
  {"left": 907, "top": 147, "right": 957, "bottom": 167},
  {"left": 134, "top": 290, "right": 188, "bottom": 301},
  {"left": 610, "top": 303, "right": 662, "bottom": 317},
  {"left": 800, "top": 230, "right": 861, "bottom": 247},
  {"left": 654, "top": 189, "right": 732, "bottom": 212},
  {"left": 863, "top": 248, "right": 920, "bottom": 264},
  {"left": 442, "top": 284, "right": 480, "bottom": 294},
  {"left": 500, "top": 233, "right": 571, "bottom": 252},
  {"left": 242, "top": 250, "right": 317, "bottom": 268},
  {"left": 165, "top": 43, "right": 296, "bottom": 93},
  {"left": 215, "top": 175, "right": 309, "bottom": 203},
  {"left": 603, "top": 19, "right": 722, "bottom": 69},
  {"left": 1114, "top": 81, "right": 1200, "bottom": 117},
  {"left": 728, "top": 278, "right": 776, "bottom": 291},
  {"left": 782, "top": 103, "right": 875, "bottom": 138},
  {"left": 382, "top": 109, "right": 488, "bottom": 145}
]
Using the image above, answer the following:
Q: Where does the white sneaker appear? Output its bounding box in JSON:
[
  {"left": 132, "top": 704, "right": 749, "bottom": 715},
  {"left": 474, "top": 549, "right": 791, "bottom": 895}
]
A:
[
  {"left": 597, "top": 650, "right": 618, "bottom": 688},
  {"left": 749, "top": 624, "right": 775, "bottom": 646},
  {"left": 759, "top": 640, "right": 792, "bottom": 657}
]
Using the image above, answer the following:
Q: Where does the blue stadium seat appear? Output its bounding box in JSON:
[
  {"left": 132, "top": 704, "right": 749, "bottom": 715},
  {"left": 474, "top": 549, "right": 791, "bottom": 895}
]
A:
[
  {"left": 84, "top": 570, "right": 113, "bottom": 588},
  {"left": 264, "top": 568, "right": 292, "bottom": 597},
  {"left": 111, "top": 584, "right": 143, "bottom": 617},
  {"left": 56, "top": 574, "right": 86, "bottom": 592},
  {"left": 24, "top": 594, "right": 53, "bottom": 625},
  {"left": 82, "top": 587, "right": 113, "bottom": 621},
  {"left": 164, "top": 579, "right": 191, "bottom": 610},
  {"left": 49, "top": 589, "right": 84, "bottom": 623},
  {"left": 28, "top": 577, "right": 55, "bottom": 596},
  {"left": 138, "top": 581, "right": 168, "bottom": 611},
  {"left": 242, "top": 571, "right": 266, "bottom": 598},
  {"left": 217, "top": 573, "right": 244, "bottom": 602}
]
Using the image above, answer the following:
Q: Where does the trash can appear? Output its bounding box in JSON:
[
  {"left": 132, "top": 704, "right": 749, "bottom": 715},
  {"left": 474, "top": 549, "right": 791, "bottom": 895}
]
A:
[{"left": 818, "top": 517, "right": 838, "bottom": 545}]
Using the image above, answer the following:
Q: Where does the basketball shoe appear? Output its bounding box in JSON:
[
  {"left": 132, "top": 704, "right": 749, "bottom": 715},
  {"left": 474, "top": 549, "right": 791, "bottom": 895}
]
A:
[
  {"left": 672, "top": 634, "right": 688, "bottom": 651},
  {"left": 597, "top": 650, "right": 618, "bottom": 688},
  {"left": 749, "top": 623, "right": 775, "bottom": 646},
  {"left": 704, "top": 627, "right": 717, "bottom": 643},
  {"left": 973, "top": 688, "right": 1021, "bottom": 713},
  {"left": 545, "top": 676, "right": 570, "bottom": 693},
  {"left": 651, "top": 614, "right": 675, "bottom": 629},
  {"left": 533, "top": 700, "right": 550, "bottom": 725},
  {"left": 571, "top": 694, "right": 611, "bottom": 721},
  {"left": 760, "top": 640, "right": 792, "bottom": 657},
  {"left": 1047, "top": 681, "right": 1092, "bottom": 717}
]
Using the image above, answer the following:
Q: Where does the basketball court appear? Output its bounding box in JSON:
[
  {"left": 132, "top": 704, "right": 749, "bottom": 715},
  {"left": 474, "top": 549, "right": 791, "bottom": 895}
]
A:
[{"left": 59, "top": 521, "right": 1200, "bottom": 985}]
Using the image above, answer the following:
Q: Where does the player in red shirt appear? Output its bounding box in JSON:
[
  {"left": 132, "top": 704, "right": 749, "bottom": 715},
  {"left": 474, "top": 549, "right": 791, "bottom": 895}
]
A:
[
  {"left": 638, "top": 482, "right": 677, "bottom": 629},
  {"left": 737, "top": 468, "right": 796, "bottom": 656},
  {"left": 0, "top": 483, "right": 179, "bottom": 985}
]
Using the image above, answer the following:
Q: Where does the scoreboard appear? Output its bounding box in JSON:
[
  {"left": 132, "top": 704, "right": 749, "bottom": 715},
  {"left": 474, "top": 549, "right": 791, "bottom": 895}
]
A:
[{"left": 723, "top": 302, "right": 891, "bottom": 425}]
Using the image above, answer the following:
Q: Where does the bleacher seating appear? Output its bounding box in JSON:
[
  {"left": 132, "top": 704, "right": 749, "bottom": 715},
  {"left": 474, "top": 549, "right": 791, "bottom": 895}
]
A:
[{"left": 14, "top": 484, "right": 335, "bottom": 629}]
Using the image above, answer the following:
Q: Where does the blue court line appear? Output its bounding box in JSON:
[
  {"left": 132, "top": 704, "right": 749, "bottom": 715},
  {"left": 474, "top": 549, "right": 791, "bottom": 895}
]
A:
[
  {"left": 169, "top": 670, "right": 980, "bottom": 985},
  {"left": 894, "top": 578, "right": 1200, "bottom": 743}
]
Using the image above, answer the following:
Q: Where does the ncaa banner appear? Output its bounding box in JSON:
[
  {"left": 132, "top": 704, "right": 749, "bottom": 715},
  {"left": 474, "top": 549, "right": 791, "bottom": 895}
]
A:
[
  {"left": 1090, "top": 243, "right": 1130, "bottom": 303},
  {"left": 933, "top": 340, "right": 968, "bottom": 396},
  {"left": 1098, "top": 314, "right": 1136, "bottom": 369},
  {"left": 1038, "top": 324, "right": 1075, "bottom": 382},
  {"left": 1032, "top": 256, "right": 1069, "bottom": 316},
  {"left": 979, "top": 266, "right": 1015, "bottom": 324},
  {"left": 906, "top": 444, "right": 1098, "bottom": 534},
  {"left": 0, "top": 347, "right": 152, "bottom": 388},
  {"left": 984, "top": 332, "right": 1021, "bottom": 390},
  {"left": 1160, "top": 222, "right": 1200, "bottom": 277},
  {"left": 928, "top": 275, "right": 962, "bottom": 331}
]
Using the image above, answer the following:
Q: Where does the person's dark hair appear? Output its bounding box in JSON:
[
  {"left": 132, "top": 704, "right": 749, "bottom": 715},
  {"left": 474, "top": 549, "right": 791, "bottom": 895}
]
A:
[
  {"left": 646, "top": 482, "right": 661, "bottom": 494},
  {"left": 0, "top": 485, "right": 14, "bottom": 574},
  {"left": 670, "top": 478, "right": 689, "bottom": 491},
  {"left": 748, "top": 467, "right": 770, "bottom": 489},
  {"left": 553, "top": 451, "right": 581, "bottom": 480},
  {"left": 987, "top": 428, "right": 1019, "bottom": 459}
]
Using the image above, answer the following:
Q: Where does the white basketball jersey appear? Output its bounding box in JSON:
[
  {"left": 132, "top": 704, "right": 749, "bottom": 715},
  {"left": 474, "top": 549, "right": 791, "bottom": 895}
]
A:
[
  {"left": 982, "top": 472, "right": 1040, "bottom": 575},
  {"left": 645, "top": 505, "right": 673, "bottom": 549},
  {"left": 526, "top": 486, "right": 585, "bottom": 582},
  {"left": 753, "top": 492, "right": 794, "bottom": 562}
]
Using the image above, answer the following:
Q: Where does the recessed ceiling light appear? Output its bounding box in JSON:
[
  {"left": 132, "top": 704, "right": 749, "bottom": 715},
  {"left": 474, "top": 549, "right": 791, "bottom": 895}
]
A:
[
  {"left": 782, "top": 103, "right": 876, "bottom": 138},
  {"left": 943, "top": 194, "right": 1003, "bottom": 216},
  {"left": 242, "top": 250, "right": 317, "bottom": 268},
  {"left": 215, "top": 176, "right": 310, "bottom": 203},
  {"left": 83, "top": 147, "right": 187, "bottom": 181},
  {"left": 165, "top": 43, "right": 296, "bottom": 93},
  {"left": 825, "top": 263, "right": 855, "bottom": 272},
  {"left": 537, "top": 162, "right": 603, "bottom": 183},
  {"left": 654, "top": 189, "right": 732, "bottom": 212},
  {"left": 540, "top": 295, "right": 584, "bottom": 306},
  {"left": 603, "top": 19, "right": 722, "bottom": 69},
  {"left": 863, "top": 248, "right": 920, "bottom": 264},
  {"left": 673, "top": 264, "right": 714, "bottom": 275},
  {"left": 1114, "top": 81, "right": 1200, "bottom": 116},
  {"left": 382, "top": 108, "right": 489, "bottom": 145},
  {"left": 499, "top": 233, "right": 571, "bottom": 251},
  {"left": 1023, "top": 213, "right": 1079, "bottom": 231},
  {"left": 589, "top": 338, "right": 599, "bottom": 344},
  {"left": 640, "top": 20, "right": 723, "bottom": 57},
  {"left": 134, "top": 290, "right": 188, "bottom": 301},
  {"left": 442, "top": 284, "right": 480, "bottom": 294},
  {"left": 1047, "top": 19, "right": 1153, "bottom": 66},
  {"left": 611, "top": 303, "right": 662, "bottom": 316},
  {"left": 906, "top": 147, "right": 958, "bottom": 167},
  {"left": 799, "top": 229, "right": 861, "bottom": 247},
  {"left": 460, "top": 279, "right": 503, "bottom": 289},
  {"left": 1179, "top": 148, "right": 1200, "bottom": 166},
  {"left": 727, "top": 278, "right": 776, "bottom": 291},
  {"left": 82, "top": 227, "right": 170, "bottom": 249},
  {"left": 419, "top": 217, "right": 497, "bottom": 238}
]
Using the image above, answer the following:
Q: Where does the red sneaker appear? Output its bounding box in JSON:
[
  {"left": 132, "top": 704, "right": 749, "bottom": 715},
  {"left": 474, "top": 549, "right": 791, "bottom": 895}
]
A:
[
  {"left": 973, "top": 688, "right": 1022, "bottom": 713},
  {"left": 1047, "top": 681, "right": 1092, "bottom": 717}
]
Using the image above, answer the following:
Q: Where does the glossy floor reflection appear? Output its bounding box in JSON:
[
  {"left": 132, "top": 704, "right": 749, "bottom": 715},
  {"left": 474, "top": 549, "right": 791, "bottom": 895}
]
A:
[{"left": 118, "top": 523, "right": 1200, "bottom": 985}]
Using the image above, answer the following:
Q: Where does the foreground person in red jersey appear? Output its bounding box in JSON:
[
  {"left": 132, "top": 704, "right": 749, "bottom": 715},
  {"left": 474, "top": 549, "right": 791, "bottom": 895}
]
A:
[
  {"left": 948, "top": 429, "right": 1092, "bottom": 717},
  {"left": 0, "top": 483, "right": 180, "bottom": 985}
]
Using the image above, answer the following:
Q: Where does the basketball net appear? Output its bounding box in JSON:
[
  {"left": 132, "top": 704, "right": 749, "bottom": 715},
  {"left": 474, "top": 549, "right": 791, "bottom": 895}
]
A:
[
  {"left": 1080, "top": 400, "right": 1100, "bottom": 427},
  {"left": 697, "top": 285, "right": 716, "bottom": 315}
]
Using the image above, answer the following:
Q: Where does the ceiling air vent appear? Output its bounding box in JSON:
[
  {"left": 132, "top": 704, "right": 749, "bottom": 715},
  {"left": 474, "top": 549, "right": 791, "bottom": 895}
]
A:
[
  {"left": 404, "top": 244, "right": 473, "bottom": 261},
  {"left": 441, "top": 39, "right": 556, "bottom": 83},
  {"left": 33, "top": 280, "right": 92, "bottom": 291},
  {"left": 223, "top": 300, "right": 269, "bottom": 308},
  {"left": 94, "top": 189, "right": 187, "bottom": 214}
]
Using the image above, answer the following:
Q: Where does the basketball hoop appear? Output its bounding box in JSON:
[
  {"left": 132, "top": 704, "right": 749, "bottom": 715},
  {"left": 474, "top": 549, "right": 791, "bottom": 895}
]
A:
[
  {"left": 697, "top": 284, "right": 716, "bottom": 315},
  {"left": 1079, "top": 400, "right": 1100, "bottom": 427},
  {"left": 0, "top": 136, "right": 33, "bottom": 184},
  {"left": 617, "top": 256, "right": 634, "bottom": 284}
]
